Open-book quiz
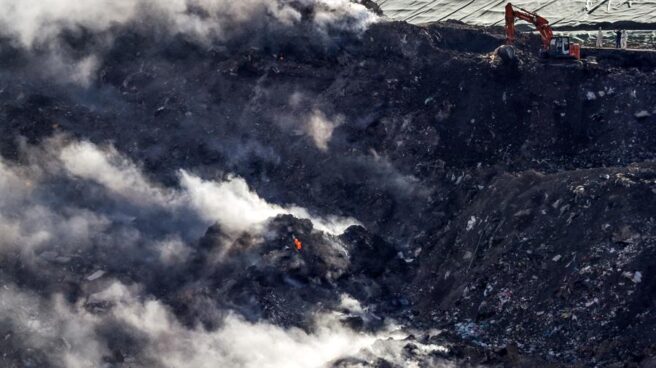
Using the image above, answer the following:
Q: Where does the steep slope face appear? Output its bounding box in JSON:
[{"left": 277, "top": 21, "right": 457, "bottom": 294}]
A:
[
  {"left": 411, "top": 165, "right": 656, "bottom": 364},
  {"left": 324, "top": 21, "right": 656, "bottom": 365},
  {"left": 0, "top": 4, "right": 655, "bottom": 367}
]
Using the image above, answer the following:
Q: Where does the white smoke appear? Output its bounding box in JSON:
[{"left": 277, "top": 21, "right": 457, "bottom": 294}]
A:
[
  {"left": 155, "top": 236, "right": 193, "bottom": 264},
  {"left": 0, "top": 0, "right": 259, "bottom": 47},
  {"left": 0, "top": 286, "right": 107, "bottom": 368},
  {"left": 0, "top": 138, "right": 357, "bottom": 258},
  {"left": 111, "top": 291, "right": 378, "bottom": 368},
  {"left": 0, "top": 139, "right": 453, "bottom": 368},
  {"left": 310, "top": 0, "right": 377, "bottom": 32},
  {"left": 58, "top": 139, "right": 358, "bottom": 236},
  {"left": 59, "top": 141, "right": 180, "bottom": 207},
  {"left": 0, "top": 0, "right": 136, "bottom": 47},
  {"left": 283, "top": 94, "right": 345, "bottom": 152},
  {"left": 0, "top": 138, "right": 372, "bottom": 366},
  {"left": 304, "top": 110, "right": 344, "bottom": 152},
  {"left": 181, "top": 172, "right": 358, "bottom": 235},
  {"left": 1, "top": 282, "right": 453, "bottom": 368},
  {"left": 0, "top": 1, "right": 377, "bottom": 85},
  {"left": 0, "top": 157, "right": 112, "bottom": 255}
]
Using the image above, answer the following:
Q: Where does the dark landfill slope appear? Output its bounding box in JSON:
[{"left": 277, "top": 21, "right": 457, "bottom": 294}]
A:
[{"left": 1, "top": 3, "right": 656, "bottom": 368}]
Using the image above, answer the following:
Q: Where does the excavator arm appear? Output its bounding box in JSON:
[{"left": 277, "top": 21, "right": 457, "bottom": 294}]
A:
[
  {"left": 503, "top": 3, "right": 580, "bottom": 60},
  {"left": 505, "top": 3, "right": 553, "bottom": 50}
]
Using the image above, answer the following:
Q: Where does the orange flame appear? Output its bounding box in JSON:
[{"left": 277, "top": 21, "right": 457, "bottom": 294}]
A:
[{"left": 293, "top": 237, "right": 302, "bottom": 251}]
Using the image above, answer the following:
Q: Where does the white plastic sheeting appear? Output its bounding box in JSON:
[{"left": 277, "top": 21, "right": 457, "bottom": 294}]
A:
[{"left": 373, "top": 0, "right": 656, "bottom": 27}]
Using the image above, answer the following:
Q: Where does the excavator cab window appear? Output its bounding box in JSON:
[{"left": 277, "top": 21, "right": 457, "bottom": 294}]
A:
[{"left": 550, "top": 37, "right": 570, "bottom": 56}]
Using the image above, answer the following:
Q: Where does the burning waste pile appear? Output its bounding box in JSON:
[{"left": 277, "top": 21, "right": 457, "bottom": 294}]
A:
[
  {"left": 0, "top": 138, "right": 446, "bottom": 367},
  {"left": 1, "top": 0, "right": 656, "bottom": 367}
]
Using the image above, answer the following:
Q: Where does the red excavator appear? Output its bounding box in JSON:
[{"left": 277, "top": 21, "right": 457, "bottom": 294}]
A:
[{"left": 505, "top": 3, "right": 580, "bottom": 60}]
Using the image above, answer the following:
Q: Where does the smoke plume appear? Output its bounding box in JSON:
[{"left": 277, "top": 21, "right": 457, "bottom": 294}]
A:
[
  {"left": 0, "top": 2, "right": 452, "bottom": 367},
  {"left": 0, "top": 137, "right": 374, "bottom": 367}
]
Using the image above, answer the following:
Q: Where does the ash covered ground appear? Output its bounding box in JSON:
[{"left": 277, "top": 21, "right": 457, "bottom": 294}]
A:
[{"left": 0, "top": 1, "right": 656, "bottom": 367}]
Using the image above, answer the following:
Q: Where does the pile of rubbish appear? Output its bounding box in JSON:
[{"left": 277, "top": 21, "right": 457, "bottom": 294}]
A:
[
  {"left": 410, "top": 165, "right": 656, "bottom": 365},
  {"left": 0, "top": 2, "right": 655, "bottom": 366}
]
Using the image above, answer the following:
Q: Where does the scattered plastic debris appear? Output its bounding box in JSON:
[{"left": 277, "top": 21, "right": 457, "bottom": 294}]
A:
[
  {"left": 634, "top": 110, "right": 651, "bottom": 119},
  {"left": 86, "top": 270, "right": 106, "bottom": 281},
  {"left": 466, "top": 216, "right": 477, "bottom": 231}
]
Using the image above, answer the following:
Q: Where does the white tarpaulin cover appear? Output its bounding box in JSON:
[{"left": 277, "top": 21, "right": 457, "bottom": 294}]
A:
[{"left": 373, "top": 0, "right": 656, "bottom": 27}]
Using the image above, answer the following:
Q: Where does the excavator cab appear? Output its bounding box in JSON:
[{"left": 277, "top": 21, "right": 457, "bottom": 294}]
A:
[{"left": 547, "top": 36, "right": 581, "bottom": 60}]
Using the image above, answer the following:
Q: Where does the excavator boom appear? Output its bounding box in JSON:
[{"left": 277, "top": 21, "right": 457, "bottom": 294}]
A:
[{"left": 505, "top": 3, "right": 552, "bottom": 49}]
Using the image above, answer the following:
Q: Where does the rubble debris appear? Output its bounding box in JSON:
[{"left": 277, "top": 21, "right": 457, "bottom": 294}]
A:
[
  {"left": 495, "top": 45, "right": 518, "bottom": 64},
  {"left": 0, "top": 14, "right": 654, "bottom": 368},
  {"left": 86, "top": 270, "right": 106, "bottom": 281},
  {"left": 623, "top": 271, "right": 643, "bottom": 284},
  {"left": 635, "top": 110, "right": 652, "bottom": 119},
  {"left": 466, "top": 216, "right": 477, "bottom": 231}
]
